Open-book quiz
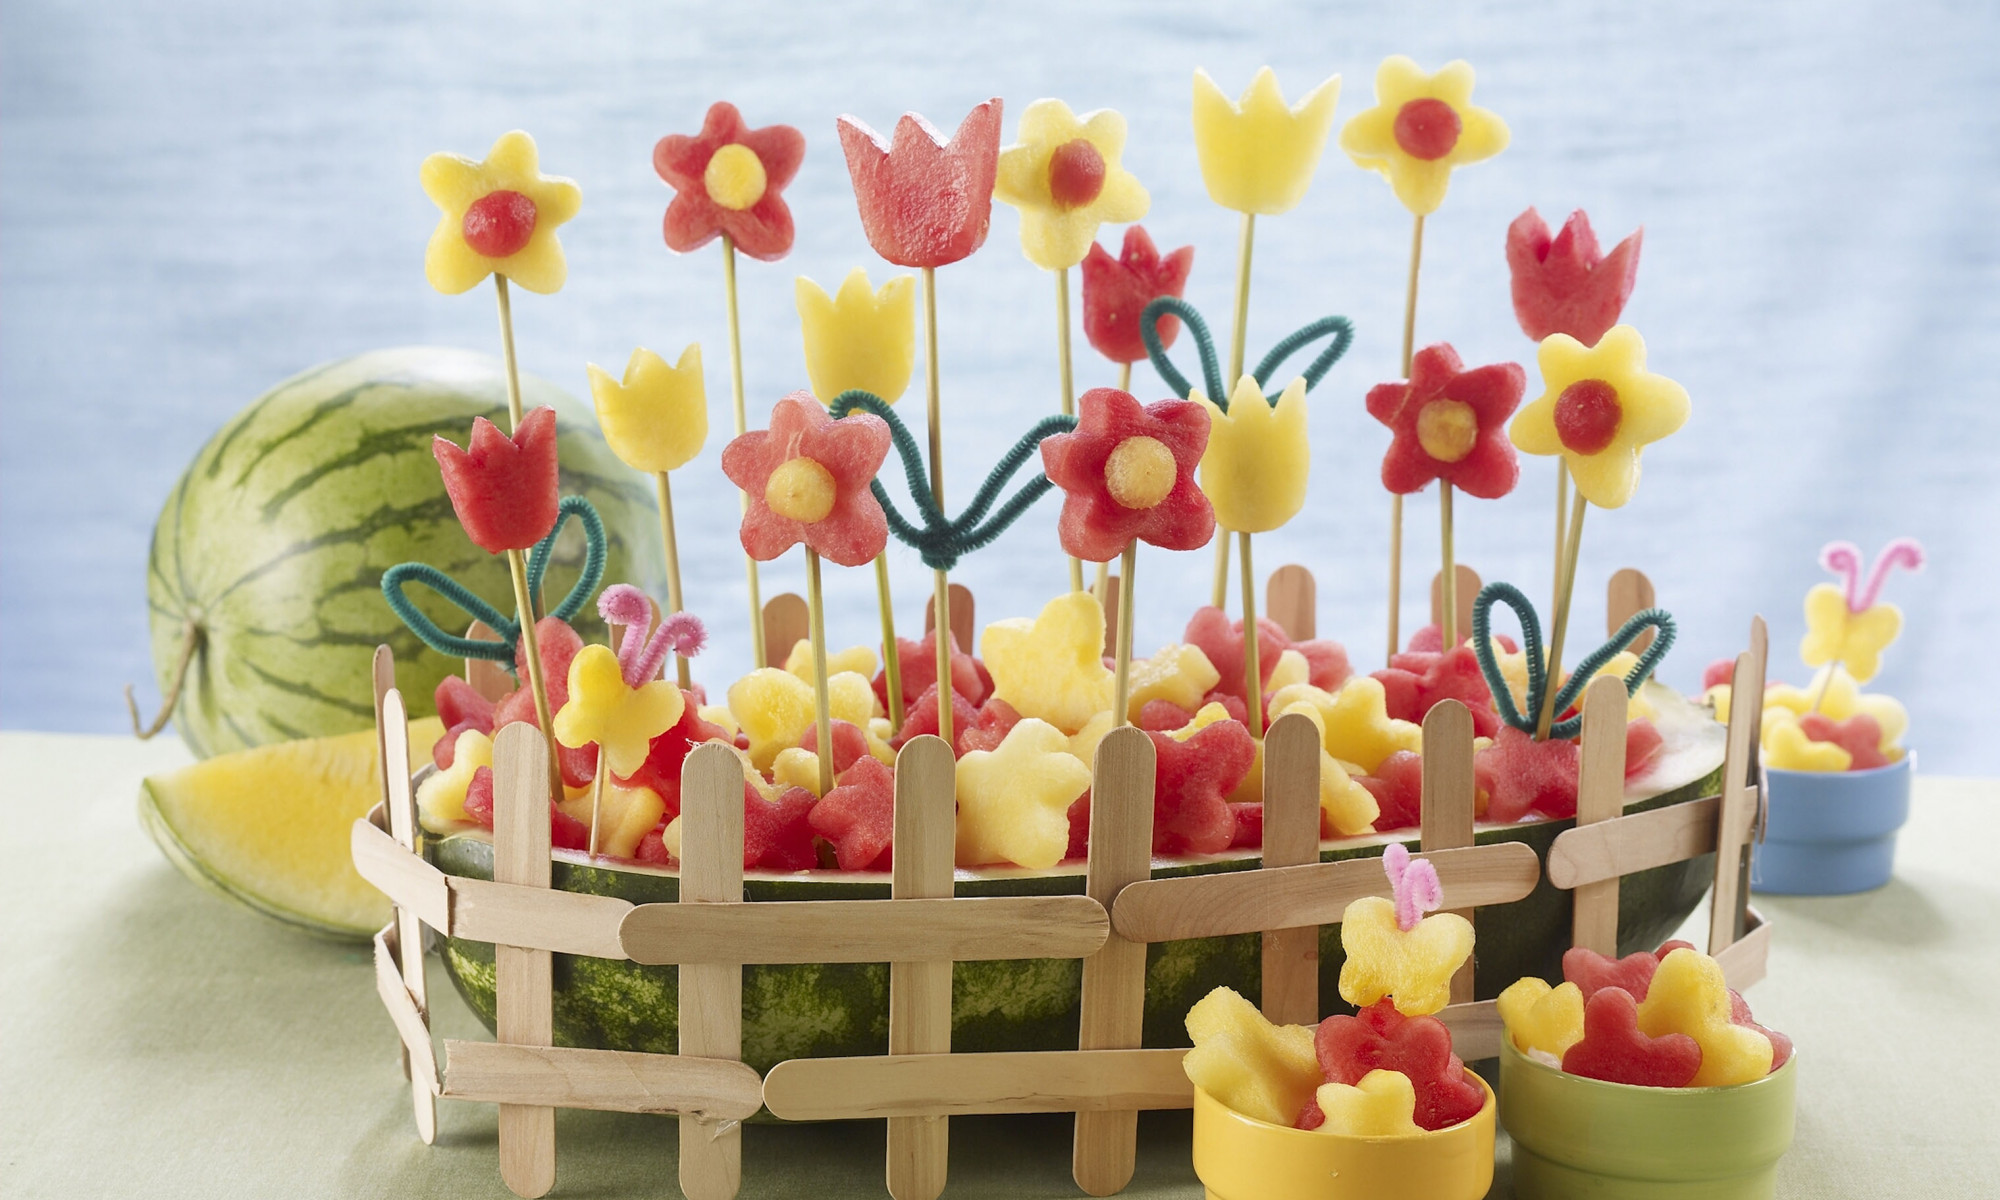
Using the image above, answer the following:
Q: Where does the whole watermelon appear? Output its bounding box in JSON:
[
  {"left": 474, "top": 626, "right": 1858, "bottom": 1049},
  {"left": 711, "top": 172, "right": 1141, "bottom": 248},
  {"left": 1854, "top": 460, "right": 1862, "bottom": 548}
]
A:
[{"left": 145, "top": 346, "right": 665, "bottom": 758}]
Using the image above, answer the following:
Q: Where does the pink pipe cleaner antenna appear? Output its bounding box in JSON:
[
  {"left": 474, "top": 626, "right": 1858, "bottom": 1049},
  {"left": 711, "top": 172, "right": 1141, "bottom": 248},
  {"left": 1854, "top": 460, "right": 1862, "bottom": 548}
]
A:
[
  {"left": 598, "top": 584, "right": 706, "bottom": 688},
  {"left": 1819, "top": 542, "right": 1863, "bottom": 610},
  {"left": 1854, "top": 538, "right": 1924, "bottom": 612},
  {"left": 1383, "top": 843, "right": 1444, "bottom": 932}
]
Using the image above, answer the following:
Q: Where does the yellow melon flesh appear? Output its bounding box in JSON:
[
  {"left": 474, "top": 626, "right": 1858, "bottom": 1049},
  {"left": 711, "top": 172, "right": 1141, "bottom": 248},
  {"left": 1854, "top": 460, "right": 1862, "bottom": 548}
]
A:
[{"left": 139, "top": 718, "right": 442, "bottom": 939}]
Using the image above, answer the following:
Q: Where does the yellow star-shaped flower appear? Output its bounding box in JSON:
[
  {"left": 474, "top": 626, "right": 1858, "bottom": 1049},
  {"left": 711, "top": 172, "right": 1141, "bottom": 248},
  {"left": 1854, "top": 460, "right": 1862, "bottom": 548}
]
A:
[
  {"left": 995, "top": 99, "right": 1151, "bottom": 270},
  {"left": 1763, "top": 664, "right": 1906, "bottom": 748},
  {"left": 1638, "top": 949, "right": 1774, "bottom": 1087},
  {"left": 1191, "top": 67, "right": 1342, "bottom": 216},
  {"left": 981, "top": 591, "right": 1115, "bottom": 735},
  {"left": 1315, "top": 1071, "right": 1423, "bottom": 1138},
  {"left": 1800, "top": 583, "right": 1903, "bottom": 683},
  {"left": 1196, "top": 375, "right": 1310, "bottom": 534},
  {"left": 954, "top": 718, "right": 1093, "bottom": 870},
  {"left": 1273, "top": 678, "right": 1421, "bottom": 774},
  {"left": 587, "top": 344, "right": 708, "bottom": 475},
  {"left": 552, "top": 644, "right": 686, "bottom": 779},
  {"left": 1211, "top": 702, "right": 1382, "bottom": 834},
  {"left": 726, "top": 667, "right": 817, "bottom": 772},
  {"left": 1510, "top": 325, "right": 1690, "bottom": 510},
  {"left": 1183, "top": 986, "right": 1322, "bottom": 1126},
  {"left": 796, "top": 268, "right": 916, "bottom": 404},
  {"left": 419, "top": 130, "right": 581, "bottom": 295},
  {"left": 1762, "top": 716, "right": 1853, "bottom": 773},
  {"left": 1497, "top": 977, "right": 1585, "bottom": 1059},
  {"left": 1339, "top": 56, "right": 1508, "bottom": 216},
  {"left": 415, "top": 727, "right": 493, "bottom": 829},
  {"left": 1338, "top": 895, "right": 1474, "bottom": 1017},
  {"left": 1123, "top": 643, "right": 1221, "bottom": 723}
]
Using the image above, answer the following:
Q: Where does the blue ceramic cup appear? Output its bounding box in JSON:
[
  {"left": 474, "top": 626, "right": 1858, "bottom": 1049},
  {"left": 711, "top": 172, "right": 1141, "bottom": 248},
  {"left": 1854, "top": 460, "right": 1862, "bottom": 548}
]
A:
[{"left": 1753, "top": 755, "right": 1912, "bottom": 895}]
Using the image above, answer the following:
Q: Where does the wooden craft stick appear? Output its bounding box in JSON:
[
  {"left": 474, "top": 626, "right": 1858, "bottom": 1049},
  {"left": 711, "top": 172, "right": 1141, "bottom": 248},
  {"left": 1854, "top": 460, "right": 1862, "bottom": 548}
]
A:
[
  {"left": 1434, "top": 999, "right": 1503, "bottom": 1062},
  {"left": 442, "top": 1042, "right": 763, "bottom": 1120},
  {"left": 379, "top": 685, "right": 436, "bottom": 1141},
  {"left": 764, "top": 1048, "right": 1194, "bottom": 1121},
  {"left": 1715, "top": 907, "right": 1771, "bottom": 991},
  {"left": 1265, "top": 563, "right": 1316, "bottom": 640},
  {"left": 447, "top": 877, "right": 631, "bottom": 959},
  {"left": 1073, "top": 727, "right": 1156, "bottom": 1197},
  {"left": 888, "top": 735, "right": 955, "bottom": 1200},
  {"left": 761, "top": 592, "right": 809, "bottom": 671},
  {"left": 1259, "top": 713, "right": 1321, "bottom": 1026},
  {"left": 463, "top": 620, "right": 512, "bottom": 704},
  {"left": 1546, "top": 795, "right": 1721, "bottom": 889},
  {"left": 374, "top": 924, "right": 441, "bottom": 1096},
  {"left": 1606, "top": 567, "right": 1657, "bottom": 653},
  {"left": 618, "top": 895, "right": 1107, "bottom": 965},
  {"left": 1429, "top": 565, "right": 1483, "bottom": 645},
  {"left": 921, "top": 581, "right": 977, "bottom": 665},
  {"left": 1571, "top": 675, "right": 1630, "bottom": 956},
  {"left": 492, "top": 724, "right": 556, "bottom": 1199},
  {"left": 1709, "top": 617, "right": 1768, "bottom": 955},
  {"left": 351, "top": 815, "right": 451, "bottom": 938},
  {"left": 678, "top": 741, "right": 746, "bottom": 1200},
  {"left": 1420, "top": 699, "right": 1477, "bottom": 1005},
  {"left": 1110, "top": 843, "right": 1538, "bottom": 945}
]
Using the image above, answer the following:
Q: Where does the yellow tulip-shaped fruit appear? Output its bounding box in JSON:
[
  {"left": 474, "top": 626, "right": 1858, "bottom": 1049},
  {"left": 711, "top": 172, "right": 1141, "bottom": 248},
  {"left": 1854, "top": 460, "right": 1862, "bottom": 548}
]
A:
[
  {"left": 1196, "top": 375, "right": 1309, "bottom": 533},
  {"left": 1191, "top": 67, "right": 1342, "bottom": 215},
  {"left": 995, "top": 98, "right": 1151, "bottom": 270},
  {"left": 795, "top": 268, "right": 916, "bottom": 404},
  {"left": 1339, "top": 57, "right": 1509, "bottom": 216},
  {"left": 587, "top": 344, "right": 709, "bottom": 474}
]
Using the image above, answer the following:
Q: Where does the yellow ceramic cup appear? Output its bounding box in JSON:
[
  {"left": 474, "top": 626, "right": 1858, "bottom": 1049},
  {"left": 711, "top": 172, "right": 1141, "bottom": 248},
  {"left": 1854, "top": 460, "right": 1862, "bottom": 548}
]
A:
[{"left": 1191, "top": 1077, "right": 1496, "bottom": 1200}]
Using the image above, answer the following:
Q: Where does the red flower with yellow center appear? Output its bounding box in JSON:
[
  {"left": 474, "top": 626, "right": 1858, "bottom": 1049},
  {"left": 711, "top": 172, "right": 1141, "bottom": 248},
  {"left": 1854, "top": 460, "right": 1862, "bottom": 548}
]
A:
[
  {"left": 653, "top": 101, "right": 806, "bottom": 262},
  {"left": 1039, "top": 387, "right": 1214, "bottom": 562},
  {"left": 1366, "top": 343, "right": 1524, "bottom": 499},
  {"left": 722, "top": 392, "right": 892, "bottom": 567}
]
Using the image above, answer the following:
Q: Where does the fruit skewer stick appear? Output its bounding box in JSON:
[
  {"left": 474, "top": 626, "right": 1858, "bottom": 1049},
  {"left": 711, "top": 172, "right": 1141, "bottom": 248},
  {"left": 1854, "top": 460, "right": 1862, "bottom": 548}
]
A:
[
  {"left": 1055, "top": 267, "right": 1086, "bottom": 594},
  {"left": 921, "top": 267, "right": 956, "bottom": 746},
  {"left": 655, "top": 471, "right": 693, "bottom": 690},
  {"left": 803, "top": 548, "right": 838, "bottom": 795},
  {"left": 874, "top": 554, "right": 905, "bottom": 732},
  {"left": 720, "top": 236, "right": 768, "bottom": 672},
  {"left": 1213, "top": 212, "right": 1255, "bottom": 611},
  {"left": 1237, "top": 531, "right": 1266, "bottom": 739},
  {"left": 1534, "top": 490, "right": 1588, "bottom": 739},
  {"left": 1110, "top": 539, "right": 1139, "bottom": 725},
  {"left": 1387, "top": 212, "right": 1424, "bottom": 660}
]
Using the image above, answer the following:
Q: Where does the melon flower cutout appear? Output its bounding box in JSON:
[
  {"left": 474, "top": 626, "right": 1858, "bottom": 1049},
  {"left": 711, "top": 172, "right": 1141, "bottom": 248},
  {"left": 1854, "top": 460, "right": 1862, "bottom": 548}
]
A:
[
  {"left": 1510, "top": 325, "right": 1688, "bottom": 512},
  {"left": 587, "top": 345, "right": 708, "bottom": 688},
  {"left": 796, "top": 269, "right": 916, "bottom": 405},
  {"left": 420, "top": 130, "right": 581, "bottom": 296},
  {"left": 1339, "top": 56, "right": 1509, "bottom": 217},
  {"left": 1082, "top": 225, "right": 1195, "bottom": 375},
  {"left": 1507, "top": 208, "right": 1643, "bottom": 348},
  {"left": 553, "top": 586, "right": 705, "bottom": 779},
  {"left": 1142, "top": 293, "right": 1352, "bottom": 734},
  {"left": 653, "top": 100, "right": 805, "bottom": 261},
  {"left": 433, "top": 405, "right": 561, "bottom": 554},
  {"left": 1368, "top": 342, "right": 1525, "bottom": 650},
  {"left": 996, "top": 98, "right": 1150, "bottom": 272},
  {"left": 1802, "top": 538, "right": 1924, "bottom": 687},
  {"left": 722, "top": 391, "right": 892, "bottom": 569},
  {"left": 981, "top": 591, "right": 1116, "bottom": 736},
  {"left": 1338, "top": 843, "right": 1474, "bottom": 1018},
  {"left": 1469, "top": 580, "right": 1677, "bottom": 742},
  {"left": 837, "top": 99, "right": 1003, "bottom": 269},
  {"left": 954, "top": 717, "right": 1094, "bottom": 870}
]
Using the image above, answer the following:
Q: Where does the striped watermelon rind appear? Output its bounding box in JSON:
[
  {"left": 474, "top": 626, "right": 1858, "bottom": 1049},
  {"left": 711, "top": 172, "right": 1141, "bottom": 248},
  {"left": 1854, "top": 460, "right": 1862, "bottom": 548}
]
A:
[{"left": 145, "top": 347, "right": 665, "bottom": 759}]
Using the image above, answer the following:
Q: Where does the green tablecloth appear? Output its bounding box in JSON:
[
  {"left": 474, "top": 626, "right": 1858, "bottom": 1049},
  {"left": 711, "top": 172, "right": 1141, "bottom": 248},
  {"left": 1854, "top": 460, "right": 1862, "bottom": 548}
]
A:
[{"left": 3, "top": 732, "right": 1994, "bottom": 1198}]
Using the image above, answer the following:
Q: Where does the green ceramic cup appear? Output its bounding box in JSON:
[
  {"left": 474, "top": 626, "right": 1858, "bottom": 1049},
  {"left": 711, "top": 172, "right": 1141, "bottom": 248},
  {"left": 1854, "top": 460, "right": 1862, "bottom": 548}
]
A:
[{"left": 1499, "top": 1040, "right": 1797, "bottom": 1199}]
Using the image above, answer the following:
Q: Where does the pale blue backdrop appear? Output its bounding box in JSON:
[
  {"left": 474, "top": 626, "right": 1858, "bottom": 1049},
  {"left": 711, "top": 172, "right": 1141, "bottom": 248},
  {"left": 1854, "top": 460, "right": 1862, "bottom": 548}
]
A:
[{"left": 3, "top": 0, "right": 1994, "bottom": 773}]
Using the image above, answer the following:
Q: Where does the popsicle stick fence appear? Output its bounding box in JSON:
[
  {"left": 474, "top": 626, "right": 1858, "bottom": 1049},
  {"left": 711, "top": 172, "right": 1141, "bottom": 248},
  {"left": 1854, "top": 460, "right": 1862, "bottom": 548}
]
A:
[{"left": 359, "top": 566, "right": 1774, "bottom": 1200}]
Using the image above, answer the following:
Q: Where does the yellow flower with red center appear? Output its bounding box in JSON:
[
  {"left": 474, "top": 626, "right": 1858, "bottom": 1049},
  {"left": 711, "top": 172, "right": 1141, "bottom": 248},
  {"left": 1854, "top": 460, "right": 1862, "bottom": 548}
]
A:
[
  {"left": 795, "top": 268, "right": 916, "bottom": 404},
  {"left": 1509, "top": 325, "right": 1689, "bottom": 509},
  {"left": 586, "top": 345, "right": 708, "bottom": 474},
  {"left": 420, "top": 131, "right": 581, "bottom": 295},
  {"left": 1339, "top": 57, "right": 1509, "bottom": 216},
  {"left": 1195, "top": 375, "right": 1309, "bottom": 533},
  {"left": 1191, "top": 67, "right": 1342, "bottom": 215},
  {"left": 995, "top": 99, "right": 1151, "bottom": 271}
]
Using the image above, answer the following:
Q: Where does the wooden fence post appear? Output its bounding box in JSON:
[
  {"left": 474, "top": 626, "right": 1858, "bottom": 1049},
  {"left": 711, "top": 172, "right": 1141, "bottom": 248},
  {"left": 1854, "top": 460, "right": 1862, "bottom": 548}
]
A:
[
  {"left": 678, "top": 742, "right": 747, "bottom": 1200},
  {"left": 1572, "top": 675, "right": 1630, "bottom": 955},
  {"left": 762, "top": 593, "right": 810, "bottom": 670},
  {"left": 1420, "top": 700, "right": 1477, "bottom": 1005},
  {"left": 1265, "top": 564, "right": 1316, "bottom": 640},
  {"left": 1259, "top": 714, "right": 1321, "bottom": 1025},
  {"left": 1430, "top": 566, "right": 1483, "bottom": 645},
  {"left": 371, "top": 649, "right": 437, "bottom": 1144},
  {"left": 1073, "top": 726, "right": 1157, "bottom": 1196},
  {"left": 1710, "top": 617, "right": 1768, "bottom": 955},
  {"left": 492, "top": 723, "right": 556, "bottom": 1198},
  {"left": 887, "top": 736, "right": 956, "bottom": 1200},
  {"left": 1607, "top": 568, "right": 1657, "bottom": 653},
  {"left": 922, "top": 582, "right": 977, "bottom": 657}
]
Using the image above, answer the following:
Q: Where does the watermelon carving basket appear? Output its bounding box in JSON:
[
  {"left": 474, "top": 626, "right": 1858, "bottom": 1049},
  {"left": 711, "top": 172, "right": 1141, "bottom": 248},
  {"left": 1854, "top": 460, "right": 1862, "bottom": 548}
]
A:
[{"left": 354, "top": 565, "right": 1777, "bottom": 1200}]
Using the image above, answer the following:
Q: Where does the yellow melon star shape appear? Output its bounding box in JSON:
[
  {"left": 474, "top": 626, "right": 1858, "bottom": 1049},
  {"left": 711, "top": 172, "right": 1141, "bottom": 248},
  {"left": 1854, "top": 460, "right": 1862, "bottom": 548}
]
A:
[
  {"left": 796, "top": 268, "right": 916, "bottom": 404},
  {"left": 1763, "top": 717, "right": 1853, "bottom": 773},
  {"left": 587, "top": 345, "right": 708, "bottom": 475},
  {"left": 954, "top": 718, "right": 1093, "bottom": 870},
  {"left": 1194, "top": 375, "right": 1309, "bottom": 533},
  {"left": 1800, "top": 583, "right": 1902, "bottom": 683},
  {"left": 552, "top": 644, "right": 687, "bottom": 779},
  {"left": 1338, "top": 895, "right": 1474, "bottom": 1017},
  {"left": 416, "top": 728, "right": 494, "bottom": 828},
  {"left": 556, "top": 780, "right": 666, "bottom": 859},
  {"left": 1124, "top": 643, "right": 1221, "bottom": 723},
  {"left": 1511, "top": 325, "right": 1690, "bottom": 510},
  {"left": 981, "top": 591, "right": 1115, "bottom": 735},
  {"left": 1497, "top": 977, "right": 1586, "bottom": 1060},
  {"left": 772, "top": 747, "right": 832, "bottom": 797},
  {"left": 783, "top": 639, "right": 881, "bottom": 686},
  {"left": 1191, "top": 67, "right": 1342, "bottom": 216},
  {"left": 420, "top": 130, "right": 581, "bottom": 295},
  {"left": 1314, "top": 1070, "right": 1423, "bottom": 1138},
  {"left": 1639, "top": 949, "right": 1775, "bottom": 1087},
  {"left": 1589, "top": 651, "right": 1657, "bottom": 721},
  {"left": 1763, "top": 664, "right": 1908, "bottom": 751},
  {"left": 995, "top": 98, "right": 1151, "bottom": 270},
  {"left": 1183, "top": 986, "right": 1322, "bottom": 1126},
  {"left": 726, "top": 667, "right": 817, "bottom": 771},
  {"left": 1275, "top": 678, "right": 1421, "bottom": 774},
  {"left": 1263, "top": 648, "right": 1310, "bottom": 694},
  {"left": 1339, "top": 56, "right": 1508, "bottom": 216},
  {"left": 1258, "top": 694, "right": 1389, "bottom": 834}
]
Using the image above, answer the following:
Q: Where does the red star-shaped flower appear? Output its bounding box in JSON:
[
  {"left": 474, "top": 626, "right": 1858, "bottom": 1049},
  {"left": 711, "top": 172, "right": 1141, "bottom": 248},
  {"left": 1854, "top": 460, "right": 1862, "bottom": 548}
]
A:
[
  {"left": 722, "top": 391, "right": 891, "bottom": 567},
  {"left": 1507, "top": 207, "right": 1642, "bottom": 348},
  {"left": 653, "top": 101, "right": 806, "bottom": 262},
  {"left": 1080, "top": 225, "right": 1195, "bottom": 365},
  {"left": 1148, "top": 718, "right": 1256, "bottom": 855},
  {"left": 1366, "top": 343, "right": 1524, "bottom": 499},
  {"left": 1039, "top": 387, "right": 1214, "bottom": 562},
  {"left": 837, "top": 100, "right": 1003, "bottom": 269}
]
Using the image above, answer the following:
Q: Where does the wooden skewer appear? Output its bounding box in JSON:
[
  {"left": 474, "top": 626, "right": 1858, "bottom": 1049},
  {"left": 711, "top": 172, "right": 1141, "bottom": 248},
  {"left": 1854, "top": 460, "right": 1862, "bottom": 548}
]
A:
[
  {"left": 1387, "top": 212, "right": 1426, "bottom": 660},
  {"left": 1571, "top": 675, "right": 1630, "bottom": 956},
  {"left": 1438, "top": 481, "right": 1457, "bottom": 652},
  {"left": 1213, "top": 212, "right": 1256, "bottom": 611},
  {"left": 655, "top": 471, "right": 693, "bottom": 690},
  {"left": 492, "top": 724, "right": 556, "bottom": 1198},
  {"left": 1535, "top": 490, "right": 1591, "bottom": 739},
  {"left": 1554, "top": 462, "right": 1570, "bottom": 604},
  {"left": 887, "top": 735, "right": 955, "bottom": 1200},
  {"left": 1238, "top": 532, "right": 1263, "bottom": 738},
  {"left": 1420, "top": 698, "right": 1477, "bottom": 1005},
  {"left": 720, "top": 234, "right": 766, "bottom": 673},
  {"left": 920, "top": 265, "right": 955, "bottom": 747},
  {"left": 505, "top": 548, "right": 563, "bottom": 799},
  {"left": 804, "top": 549, "right": 836, "bottom": 796},
  {"left": 678, "top": 742, "right": 745, "bottom": 1200},
  {"left": 494, "top": 276, "right": 525, "bottom": 429},
  {"left": 875, "top": 553, "right": 905, "bottom": 732},
  {"left": 1056, "top": 266, "right": 1084, "bottom": 594},
  {"left": 1110, "top": 541, "right": 1138, "bottom": 725},
  {"left": 1259, "top": 713, "right": 1321, "bottom": 1026}
]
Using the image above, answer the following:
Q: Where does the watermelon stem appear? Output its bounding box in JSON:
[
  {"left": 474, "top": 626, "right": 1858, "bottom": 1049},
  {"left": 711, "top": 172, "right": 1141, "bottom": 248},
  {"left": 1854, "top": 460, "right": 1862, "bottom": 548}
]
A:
[{"left": 126, "top": 616, "right": 202, "bottom": 740}]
